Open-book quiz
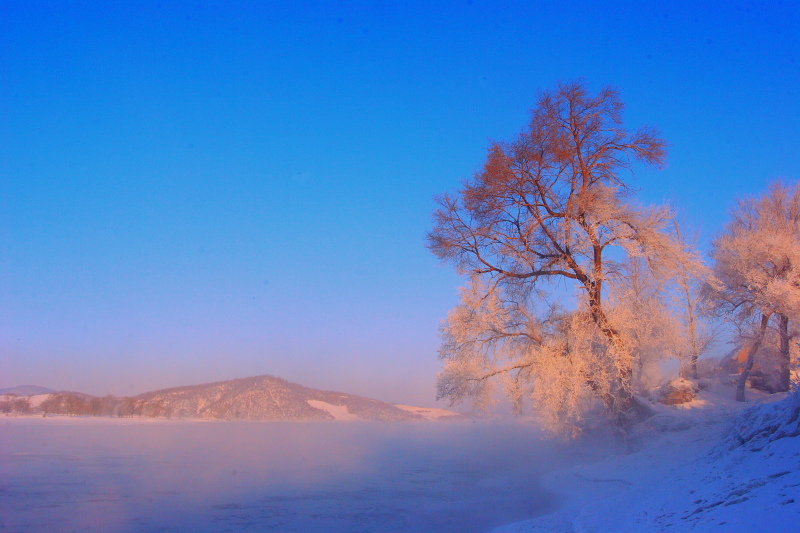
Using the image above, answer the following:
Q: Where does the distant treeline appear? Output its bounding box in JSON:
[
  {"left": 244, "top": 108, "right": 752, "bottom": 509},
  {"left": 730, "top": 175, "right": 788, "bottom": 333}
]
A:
[
  {"left": 0, "top": 393, "right": 172, "bottom": 418},
  {"left": 0, "top": 396, "right": 32, "bottom": 414}
]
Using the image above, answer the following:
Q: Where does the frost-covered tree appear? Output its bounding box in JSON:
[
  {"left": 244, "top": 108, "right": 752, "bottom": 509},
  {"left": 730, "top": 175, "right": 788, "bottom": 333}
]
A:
[
  {"left": 437, "top": 277, "right": 618, "bottom": 436},
  {"left": 609, "top": 257, "right": 683, "bottom": 391},
  {"left": 707, "top": 182, "right": 800, "bottom": 400},
  {"left": 429, "top": 81, "right": 702, "bottom": 430},
  {"left": 672, "top": 223, "right": 718, "bottom": 380}
]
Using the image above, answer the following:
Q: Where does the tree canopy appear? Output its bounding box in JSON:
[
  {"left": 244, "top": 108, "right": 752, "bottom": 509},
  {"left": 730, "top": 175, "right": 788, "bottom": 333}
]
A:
[
  {"left": 429, "top": 81, "right": 702, "bottom": 432},
  {"left": 707, "top": 182, "right": 800, "bottom": 399}
]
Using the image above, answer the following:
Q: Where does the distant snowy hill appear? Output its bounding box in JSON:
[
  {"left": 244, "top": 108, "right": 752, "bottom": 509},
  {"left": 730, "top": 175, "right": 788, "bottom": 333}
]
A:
[
  {"left": 1, "top": 375, "right": 463, "bottom": 422},
  {"left": 130, "top": 375, "right": 441, "bottom": 422},
  {"left": 0, "top": 385, "right": 55, "bottom": 396}
]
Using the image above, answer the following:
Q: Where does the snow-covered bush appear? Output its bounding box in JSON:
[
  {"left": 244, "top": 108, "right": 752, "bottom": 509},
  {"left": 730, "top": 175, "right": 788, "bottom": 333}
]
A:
[
  {"left": 655, "top": 378, "right": 698, "bottom": 405},
  {"left": 436, "top": 276, "right": 688, "bottom": 436}
]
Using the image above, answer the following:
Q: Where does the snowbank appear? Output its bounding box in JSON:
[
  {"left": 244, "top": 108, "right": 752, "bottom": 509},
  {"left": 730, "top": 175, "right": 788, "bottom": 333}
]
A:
[
  {"left": 723, "top": 388, "right": 800, "bottom": 450},
  {"left": 492, "top": 380, "right": 800, "bottom": 532}
]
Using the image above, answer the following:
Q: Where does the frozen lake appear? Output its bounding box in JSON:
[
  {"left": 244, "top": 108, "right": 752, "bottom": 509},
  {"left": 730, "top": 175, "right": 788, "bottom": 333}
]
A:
[{"left": 0, "top": 416, "right": 617, "bottom": 532}]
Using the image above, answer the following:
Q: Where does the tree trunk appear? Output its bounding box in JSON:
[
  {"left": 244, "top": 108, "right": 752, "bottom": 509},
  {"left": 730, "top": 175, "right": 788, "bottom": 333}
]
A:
[
  {"left": 688, "top": 355, "right": 698, "bottom": 381},
  {"left": 684, "top": 283, "right": 700, "bottom": 380},
  {"left": 687, "top": 313, "right": 699, "bottom": 380},
  {"left": 585, "top": 285, "right": 637, "bottom": 420},
  {"left": 776, "top": 314, "right": 791, "bottom": 392},
  {"left": 737, "top": 313, "right": 770, "bottom": 402}
]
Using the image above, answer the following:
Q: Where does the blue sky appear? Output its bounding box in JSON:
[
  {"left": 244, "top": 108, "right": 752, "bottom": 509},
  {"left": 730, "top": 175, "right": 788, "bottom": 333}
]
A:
[{"left": 1, "top": 1, "right": 798, "bottom": 405}]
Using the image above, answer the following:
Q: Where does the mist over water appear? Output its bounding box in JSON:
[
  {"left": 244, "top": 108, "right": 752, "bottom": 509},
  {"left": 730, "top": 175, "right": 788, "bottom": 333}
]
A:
[{"left": 0, "top": 417, "right": 620, "bottom": 532}]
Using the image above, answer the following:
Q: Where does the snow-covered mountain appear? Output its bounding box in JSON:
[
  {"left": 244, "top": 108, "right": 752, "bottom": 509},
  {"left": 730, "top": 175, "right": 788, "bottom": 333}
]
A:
[
  {"left": 1, "top": 375, "right": 463, "bottom": 422},
  {"left": 130, "top": 375, "right": 428, "bottom": 421}
]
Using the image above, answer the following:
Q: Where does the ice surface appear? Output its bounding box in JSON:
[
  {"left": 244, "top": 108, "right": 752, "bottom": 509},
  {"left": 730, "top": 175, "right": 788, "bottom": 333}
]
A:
[{"left": 0, "top": 416, "right": 619, "bottom": 532}]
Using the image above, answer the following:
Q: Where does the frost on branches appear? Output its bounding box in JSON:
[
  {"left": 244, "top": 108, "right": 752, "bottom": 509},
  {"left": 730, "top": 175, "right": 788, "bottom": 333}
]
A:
[
  {"left": 429, "top": 81, "right": 705, "bottom": 435},
  {"left": 707, "top": 182, "right": 800, "bottom": 400}
]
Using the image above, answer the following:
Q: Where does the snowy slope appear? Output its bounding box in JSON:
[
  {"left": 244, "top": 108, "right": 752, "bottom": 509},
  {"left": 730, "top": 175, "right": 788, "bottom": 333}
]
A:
[
  {"left": 306, "top": 399, "right": 361, "bottom": 421},
  {"left": 492, "top": 379, "right": 800, "bottom": 533}
]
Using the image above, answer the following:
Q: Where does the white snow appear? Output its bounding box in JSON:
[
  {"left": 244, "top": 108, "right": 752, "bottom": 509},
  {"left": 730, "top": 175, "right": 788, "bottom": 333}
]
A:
[
  {"left": 491, "top": 378, "right": 800, "bottom": 533},
  {"left": 306, "top": 399, "right": 361, "bottom": 421},
  {"left": 394, "top": 404, "right": 463, "bottom": 420},
  {"left": 27, "top": 393, "right": 51, "bottom": 407}
]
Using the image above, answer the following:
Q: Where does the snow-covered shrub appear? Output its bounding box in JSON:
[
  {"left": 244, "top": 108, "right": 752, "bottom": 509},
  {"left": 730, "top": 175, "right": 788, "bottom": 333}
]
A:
[
  {"left": 436, "top": 276, "right": 689, "bottom": 436},
  {"left": 655, "top": 378, "right": 698, "bottom": 405}
]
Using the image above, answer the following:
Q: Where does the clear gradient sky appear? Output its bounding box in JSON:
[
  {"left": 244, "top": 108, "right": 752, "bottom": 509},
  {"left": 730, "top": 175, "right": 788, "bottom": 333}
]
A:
[{"left": 2, "top": 1, "right": 799, "bottom": 405}]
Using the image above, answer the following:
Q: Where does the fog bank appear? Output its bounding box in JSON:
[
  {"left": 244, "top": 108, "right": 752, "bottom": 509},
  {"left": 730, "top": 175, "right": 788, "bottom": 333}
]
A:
[{"left": 0, "top": 417, "right": 621, "bottom": 532}]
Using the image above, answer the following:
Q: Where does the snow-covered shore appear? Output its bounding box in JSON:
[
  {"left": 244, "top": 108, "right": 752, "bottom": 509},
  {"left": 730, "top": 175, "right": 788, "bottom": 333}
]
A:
[{"left": 492, "top": 379, "right": 800, "bottom": 533}]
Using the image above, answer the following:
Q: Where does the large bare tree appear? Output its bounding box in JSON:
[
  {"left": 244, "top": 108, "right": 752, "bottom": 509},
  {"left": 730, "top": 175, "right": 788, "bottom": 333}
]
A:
[{"left": 429, "top": 81, "right": 700, "bottom": 428}]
